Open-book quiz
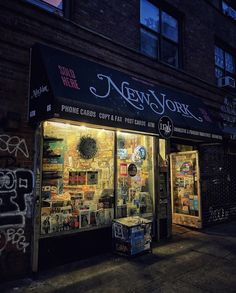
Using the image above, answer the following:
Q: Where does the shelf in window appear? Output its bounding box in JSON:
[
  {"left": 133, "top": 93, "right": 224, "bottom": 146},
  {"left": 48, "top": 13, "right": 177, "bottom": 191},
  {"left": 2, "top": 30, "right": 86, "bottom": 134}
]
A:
[
  {"left": 44, "top": 137, "right": 64, "bottom": 141},
  {"left": 39, "top": 224, "right": 111, "bottom": 239},
  {"left": 43, "top": 154, "right": 61, "bottom": 158},
  {"left": 42, "top": 172, "right": 63, "bottom": 180},
  {"left": 64, "top": 185, "right": 88, "bottom": 188}
]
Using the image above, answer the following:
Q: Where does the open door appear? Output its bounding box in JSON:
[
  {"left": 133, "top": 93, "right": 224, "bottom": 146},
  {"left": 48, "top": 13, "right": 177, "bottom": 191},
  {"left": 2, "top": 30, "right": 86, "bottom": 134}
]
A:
[{"left": 170, "top": 151, "right": 202, "bottom": 228}]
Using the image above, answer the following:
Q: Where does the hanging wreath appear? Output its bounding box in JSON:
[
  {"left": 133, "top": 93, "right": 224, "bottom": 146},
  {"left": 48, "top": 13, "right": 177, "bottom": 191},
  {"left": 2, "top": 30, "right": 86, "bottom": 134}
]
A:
[{"left": 77, "top": 136, "right": 98, "bottom": 159}]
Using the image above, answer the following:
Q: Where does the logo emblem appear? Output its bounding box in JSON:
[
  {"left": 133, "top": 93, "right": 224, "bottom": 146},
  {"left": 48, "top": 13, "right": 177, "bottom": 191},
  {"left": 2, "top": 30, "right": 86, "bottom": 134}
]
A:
[{"left": 158, "top": 116, "right": 173, "bottom": 139}]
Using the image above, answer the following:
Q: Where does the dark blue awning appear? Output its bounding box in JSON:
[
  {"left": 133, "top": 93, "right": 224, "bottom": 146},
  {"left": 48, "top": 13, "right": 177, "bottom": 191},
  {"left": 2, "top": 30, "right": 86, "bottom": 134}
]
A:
[{"left": 28, "top": 43, "right": 222, "bottom": 141}]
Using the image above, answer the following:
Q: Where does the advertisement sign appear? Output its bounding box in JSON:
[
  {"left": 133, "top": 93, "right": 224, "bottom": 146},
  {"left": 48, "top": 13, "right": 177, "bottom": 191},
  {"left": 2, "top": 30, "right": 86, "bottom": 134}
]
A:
[{"left": 29, "top": 43, "right": 222, "bottom": 140}]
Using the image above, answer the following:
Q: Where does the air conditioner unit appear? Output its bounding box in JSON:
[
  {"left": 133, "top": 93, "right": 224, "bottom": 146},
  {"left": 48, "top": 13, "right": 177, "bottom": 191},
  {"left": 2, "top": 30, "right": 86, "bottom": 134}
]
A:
[{"left": 218, "top": 76, "right": 236, "bottom": 88}]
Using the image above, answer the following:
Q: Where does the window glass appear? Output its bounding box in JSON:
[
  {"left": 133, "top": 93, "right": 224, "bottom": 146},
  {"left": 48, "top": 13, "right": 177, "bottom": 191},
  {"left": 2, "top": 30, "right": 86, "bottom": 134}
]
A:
[
  {"left": 140, "top": 0, "right": 159, "bottom": 32},
  {"left": 161, "top": 39, "right": 178, "bottom": 67},
  {"left": 26, "top": 0, "right": 63, "bottom": 14},
  {"left": 140, "top": 28, "right": 158, "bottom": 58},
  {"left": 222, "top": 1, "right": 236, "bottom": 20},
  {"left": 44, "top": 0, "right": 62, "bottom": 8},
  {"left": 116, "top": 132, "right": 154, "bottom": 219},
  {"left": 222, "top": 1, "right": 229, "bottom": 14},
  {"left": 225, "top": 52, "right": 235, "bottom": 73},
  {"left": 215, "top": 45, "right": 235, "bottom": 82},
  {"left": 215, "top": 67, "right": 224, "bottom": 79},
  {"left": 41, "top": 122, "right": 115, "bottom": 235},
  {"left": 215, "top": 46, "right": 224, "bottom": 69},
  {"left": 162, "top": 12, "right": 178, "bottom": 43}
]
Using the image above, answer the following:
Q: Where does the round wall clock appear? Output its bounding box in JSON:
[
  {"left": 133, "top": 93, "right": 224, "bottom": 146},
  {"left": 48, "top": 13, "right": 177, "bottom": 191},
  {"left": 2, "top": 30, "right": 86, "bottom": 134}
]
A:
[{"left": 77, "top": 136, "right": 98, "bottom": 159}]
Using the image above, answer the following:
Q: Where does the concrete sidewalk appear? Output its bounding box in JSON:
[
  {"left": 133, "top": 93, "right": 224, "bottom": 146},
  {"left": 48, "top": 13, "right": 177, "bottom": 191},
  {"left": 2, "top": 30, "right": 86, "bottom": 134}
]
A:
[{"left": 1, "top": 221, "right": 236, "bottom": 293}]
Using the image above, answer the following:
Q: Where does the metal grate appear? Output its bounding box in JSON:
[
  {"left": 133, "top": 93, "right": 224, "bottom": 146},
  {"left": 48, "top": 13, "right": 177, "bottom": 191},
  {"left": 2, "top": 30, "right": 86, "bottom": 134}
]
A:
[{"left": 199, "top": 145, "right": 236, "bottom": 225}]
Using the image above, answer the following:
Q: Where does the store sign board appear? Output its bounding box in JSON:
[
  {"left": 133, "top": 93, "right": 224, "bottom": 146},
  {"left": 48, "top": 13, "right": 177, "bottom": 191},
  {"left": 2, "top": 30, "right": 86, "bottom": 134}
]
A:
[{"left": 28, "top": 43, "right": 222, "bottom": 140}]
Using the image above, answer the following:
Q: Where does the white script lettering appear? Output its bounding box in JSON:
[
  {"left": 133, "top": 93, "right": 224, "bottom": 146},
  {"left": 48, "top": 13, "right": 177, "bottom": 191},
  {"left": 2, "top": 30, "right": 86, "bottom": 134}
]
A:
[{"left": 89, "top": 74, "right": 203, "bottom": 122}]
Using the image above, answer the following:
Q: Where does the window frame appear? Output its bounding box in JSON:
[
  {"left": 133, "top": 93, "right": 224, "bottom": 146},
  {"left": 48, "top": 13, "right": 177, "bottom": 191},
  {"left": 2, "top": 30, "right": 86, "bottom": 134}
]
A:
[
  {"left": 214, "top": 44, "right": 236, "bottom": 83},
  {"left": 140, "top": 0, "right": 182, "bottom": 68}
]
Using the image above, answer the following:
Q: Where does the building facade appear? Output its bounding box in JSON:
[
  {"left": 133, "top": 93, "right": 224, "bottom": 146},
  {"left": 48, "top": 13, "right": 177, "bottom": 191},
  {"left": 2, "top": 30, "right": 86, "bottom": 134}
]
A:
[{"left": 0, "top": 0, "right": 236, "bottom": 281}]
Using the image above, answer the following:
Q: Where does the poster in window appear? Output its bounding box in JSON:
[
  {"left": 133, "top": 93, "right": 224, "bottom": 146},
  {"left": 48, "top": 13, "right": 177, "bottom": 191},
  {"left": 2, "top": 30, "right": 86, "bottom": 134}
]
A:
[
  {"left": 87, "top": 171, "right": 98, "bottom": 185},
  {"left": 120, "top": 163, "right": 128, "bottom": 176},
  {"left": 77, "top": 171, "right": 87, "bottom": 185},
  {"left": 80, "top": 210, "right": 90, "bottom": 228},
  {"left": 90, "top": 211, "right": 97, "bottom": 226},
  {"left": 84, "top": 190, "right": 95, "bottom": 200},
  {"left": 181, "top": 196, "right": 190, "bottom": 214},
  {"left": 129, "top": 188, "right": 136, "bottom": 202}
]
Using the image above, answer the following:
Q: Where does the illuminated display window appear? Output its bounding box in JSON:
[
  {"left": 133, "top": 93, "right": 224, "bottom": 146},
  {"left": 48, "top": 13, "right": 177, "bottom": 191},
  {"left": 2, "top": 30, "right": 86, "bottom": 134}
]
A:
[
  {"left": 41, "top": 122, "right": 115, "bottom": 235},
  {"left": 116, "top": 132, "right": 154, "bottom": 219},
  {"left": 40, "top": 122, "right": 156, "bottom": 236}
]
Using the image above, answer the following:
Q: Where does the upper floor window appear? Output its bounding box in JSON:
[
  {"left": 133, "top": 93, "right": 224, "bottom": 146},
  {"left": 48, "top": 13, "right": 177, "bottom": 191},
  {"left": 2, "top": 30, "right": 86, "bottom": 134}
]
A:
[
  {"left": 222, "top": 1, "right": 236, "bottom": 21},
  {"left": 26, "top": 0, "right": 63, "bottom": 15},
  {"left": 215, "top": 45, "right": 236, "bottom": 89},
  {"left": 215, "top": 46, "right": 235, "bottom": 79},
  {"left": 140, "top": 0, "right": 180, "bottom": 68}
]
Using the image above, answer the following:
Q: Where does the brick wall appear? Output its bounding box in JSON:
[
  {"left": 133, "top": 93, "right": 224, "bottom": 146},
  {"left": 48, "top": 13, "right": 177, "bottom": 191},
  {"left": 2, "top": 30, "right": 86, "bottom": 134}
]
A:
[{"left": 0, "top": 0, "right": 235, "bottom": 279}]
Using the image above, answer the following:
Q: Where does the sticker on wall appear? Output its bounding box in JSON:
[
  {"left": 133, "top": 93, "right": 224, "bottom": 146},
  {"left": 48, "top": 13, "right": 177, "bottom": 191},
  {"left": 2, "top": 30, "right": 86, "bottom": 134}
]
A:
[
  {"left": 77, "top": 136, "right": 98, "bottom": 159},
  {"left": 128, "top": 163, "right": 137, "bottom": 177}
]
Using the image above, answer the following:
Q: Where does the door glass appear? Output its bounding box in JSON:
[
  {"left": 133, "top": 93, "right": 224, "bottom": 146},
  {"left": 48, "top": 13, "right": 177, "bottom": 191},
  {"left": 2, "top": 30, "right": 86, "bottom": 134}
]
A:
[
  {"left": 171, "top": 151, "right": 199, "bottom": 217},
  {"left": 116, "top": 132, "right": 154, "bottom": 219}
]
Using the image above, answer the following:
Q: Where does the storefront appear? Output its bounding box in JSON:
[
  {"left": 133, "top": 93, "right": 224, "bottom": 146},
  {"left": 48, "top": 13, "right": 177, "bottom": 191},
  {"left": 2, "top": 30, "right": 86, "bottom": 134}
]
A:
[
  {"left": 28, "top": 43, "right": 223, "bottom": 271},
  {"left": 40, "top": 121, "right": 155, "bottom": 233}
]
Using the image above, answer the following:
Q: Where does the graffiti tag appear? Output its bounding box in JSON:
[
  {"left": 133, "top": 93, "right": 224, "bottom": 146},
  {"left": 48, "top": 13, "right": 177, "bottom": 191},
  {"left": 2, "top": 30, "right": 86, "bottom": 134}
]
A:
[
  {"left": 7, "top": 228, "right": 29, "bottom": 253},
  {"left": 0, "top": 228, "right": 29, "bottom": 254},
  {"left": 208, "top": 207, "right": 229, "bottom": 222},
  {"left": 0, "top": 135, "right": 29, "bottom": 158},
  {"left": 0, "top": 169, "right": 34, "bottom": 228}
]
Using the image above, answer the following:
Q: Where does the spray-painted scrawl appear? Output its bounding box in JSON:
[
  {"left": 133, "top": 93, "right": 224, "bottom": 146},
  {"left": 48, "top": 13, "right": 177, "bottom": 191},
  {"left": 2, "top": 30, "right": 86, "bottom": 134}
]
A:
[
  {"left": 0, "top": 134, "right": 29, "bottom": 158},
  {"left": 0, "top": 228, "right": 29, "bottom": 254},
  {"left": 0, "top": 169, "right": 34, "bottom": 228}
]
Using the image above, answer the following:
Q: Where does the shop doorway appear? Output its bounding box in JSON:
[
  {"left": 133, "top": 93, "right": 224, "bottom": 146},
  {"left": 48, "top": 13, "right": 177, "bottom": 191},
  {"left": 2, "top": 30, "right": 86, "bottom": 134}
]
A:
[{"left": 170, "top": 150, "right": 202, "bottom": 228}]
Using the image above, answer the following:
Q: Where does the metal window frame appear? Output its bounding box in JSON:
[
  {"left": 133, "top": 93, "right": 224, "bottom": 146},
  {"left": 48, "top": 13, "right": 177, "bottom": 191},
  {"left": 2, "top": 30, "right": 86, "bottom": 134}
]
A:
[{"left": 139, "top": 0, "right": 182, "bottom": 68}]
